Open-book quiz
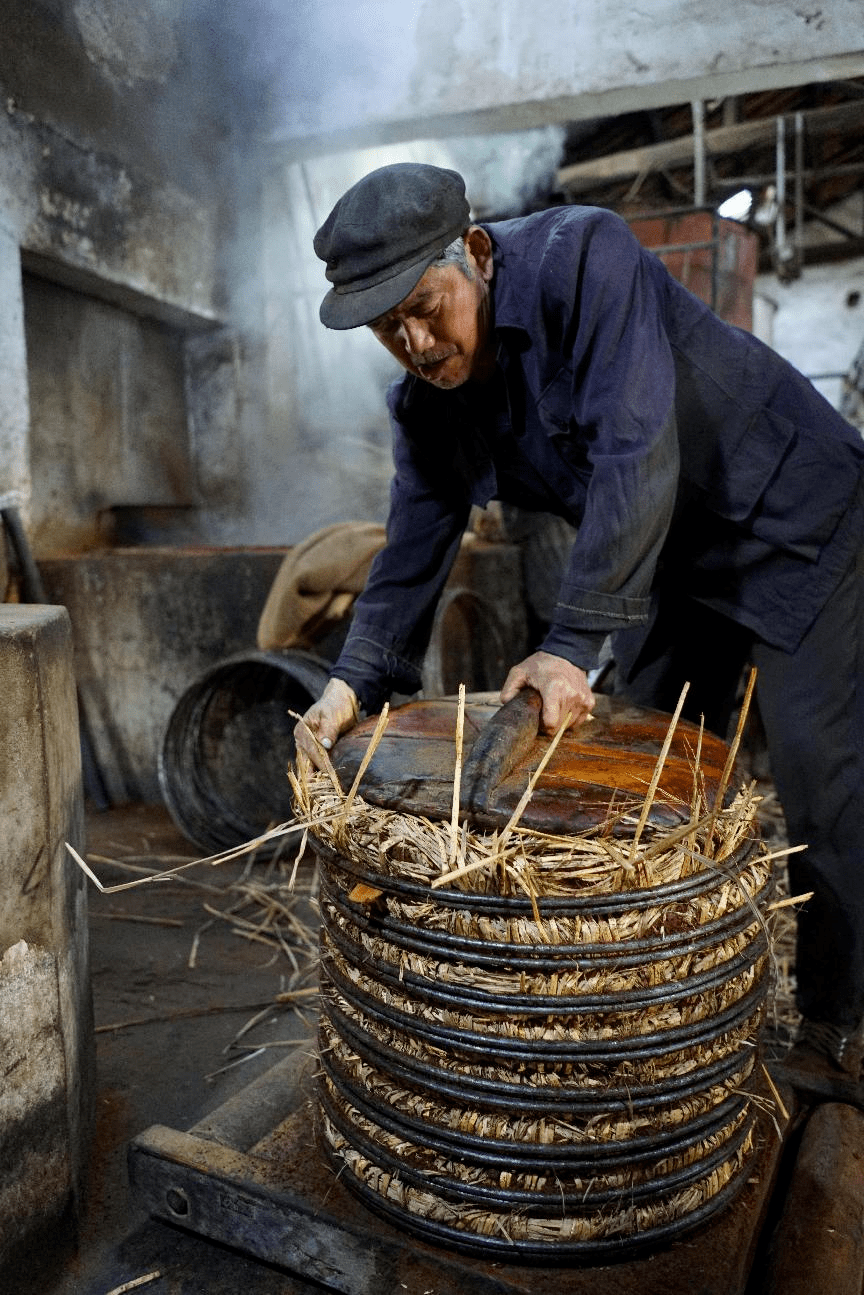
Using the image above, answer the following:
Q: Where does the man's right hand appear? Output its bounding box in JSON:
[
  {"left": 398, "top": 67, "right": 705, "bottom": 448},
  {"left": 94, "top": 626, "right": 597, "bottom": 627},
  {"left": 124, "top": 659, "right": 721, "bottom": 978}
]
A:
[
  {"left": 294, "top": 677, "right": 360, "bottom": 769},
  {"left": 500, "top": 651, "right": 595, "bottom": 733}
]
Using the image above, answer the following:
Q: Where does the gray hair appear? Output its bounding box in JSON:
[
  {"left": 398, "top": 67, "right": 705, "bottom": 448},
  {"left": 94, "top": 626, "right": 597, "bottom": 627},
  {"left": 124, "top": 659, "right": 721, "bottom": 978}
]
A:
[{"left": 433, "top": 232, "right": 474, "bottom": 279}]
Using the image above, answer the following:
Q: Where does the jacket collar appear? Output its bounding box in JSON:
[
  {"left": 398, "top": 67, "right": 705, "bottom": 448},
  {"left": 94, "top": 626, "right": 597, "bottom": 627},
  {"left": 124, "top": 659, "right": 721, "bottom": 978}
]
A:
[{"left": 482, "top": 222, "right": 533, "bottom": 340}]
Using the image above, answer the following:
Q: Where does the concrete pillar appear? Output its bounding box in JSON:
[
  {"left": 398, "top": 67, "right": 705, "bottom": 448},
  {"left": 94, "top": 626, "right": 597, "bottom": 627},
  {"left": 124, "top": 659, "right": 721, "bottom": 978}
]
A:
[
  {"left": 0, "top": 605, "right": 94, "bottom": 1292},
  {"left": 0, "top": 152, "right": 32, "bottom": 513}
]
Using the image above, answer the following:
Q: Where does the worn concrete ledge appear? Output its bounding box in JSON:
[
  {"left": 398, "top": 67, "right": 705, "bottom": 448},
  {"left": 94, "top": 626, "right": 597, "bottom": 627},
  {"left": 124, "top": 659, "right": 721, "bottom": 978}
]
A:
[
  {"left": 39, "top": 548, "right": 291, "bottom": 805},
  {"left": 0, "top": 605, "right": 93, "bottom": 1291}
]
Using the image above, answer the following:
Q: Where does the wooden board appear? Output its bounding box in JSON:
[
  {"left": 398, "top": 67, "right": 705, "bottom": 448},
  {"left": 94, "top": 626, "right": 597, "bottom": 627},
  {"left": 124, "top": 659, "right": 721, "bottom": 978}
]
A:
[{"left": 330, "top": 694, "right": 731, "bottom": 834}]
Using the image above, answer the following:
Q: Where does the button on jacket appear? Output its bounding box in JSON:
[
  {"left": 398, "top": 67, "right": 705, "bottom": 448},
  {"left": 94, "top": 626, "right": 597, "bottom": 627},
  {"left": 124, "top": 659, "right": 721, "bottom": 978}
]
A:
[{"left": 331, "top": 205, "right": 864, "bottom": 712}]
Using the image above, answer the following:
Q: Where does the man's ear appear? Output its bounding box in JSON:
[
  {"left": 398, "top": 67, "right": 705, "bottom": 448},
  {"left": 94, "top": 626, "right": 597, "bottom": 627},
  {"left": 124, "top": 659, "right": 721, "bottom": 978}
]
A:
[{"left": 465, "top": 226, "right": 493, "bottom": 282}]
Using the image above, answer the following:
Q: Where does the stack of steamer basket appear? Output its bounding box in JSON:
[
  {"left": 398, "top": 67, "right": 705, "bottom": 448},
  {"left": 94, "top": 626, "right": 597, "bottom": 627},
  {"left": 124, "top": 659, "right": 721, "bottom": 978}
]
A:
[{"left": 297, "top": 689, "right": 775, "bottom": 1262}]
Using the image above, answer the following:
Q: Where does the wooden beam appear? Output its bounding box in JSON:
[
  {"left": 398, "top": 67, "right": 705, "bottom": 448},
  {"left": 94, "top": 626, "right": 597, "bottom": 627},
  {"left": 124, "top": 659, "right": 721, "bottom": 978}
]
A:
[{"left": 556, "top": 99, "right": 864, "bottom": 194}]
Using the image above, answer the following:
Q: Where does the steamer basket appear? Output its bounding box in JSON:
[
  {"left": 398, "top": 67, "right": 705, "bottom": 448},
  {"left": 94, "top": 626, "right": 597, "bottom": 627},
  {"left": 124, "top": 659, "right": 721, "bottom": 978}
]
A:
[{"left": 300, "top": 694, "right": 775, "bottom": 1261}]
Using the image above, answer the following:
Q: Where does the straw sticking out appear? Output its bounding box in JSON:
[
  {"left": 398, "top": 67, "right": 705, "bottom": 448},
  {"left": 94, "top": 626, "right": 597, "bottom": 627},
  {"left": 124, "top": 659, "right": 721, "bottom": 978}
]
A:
[
  {"left": 628, "top": 682, "right": 689, "bottom": 867},
  {"left": 338, "top": 703, "right": 390, "bottom": 830},
  {"left": 65, "top": 823, "right": 311, "bottom": 894},
  {"left": 449, "top": 685, "right": 467, "bottom": 869},
  {"left": 709, "top": 667, "right": 757, "bottom": 860}
]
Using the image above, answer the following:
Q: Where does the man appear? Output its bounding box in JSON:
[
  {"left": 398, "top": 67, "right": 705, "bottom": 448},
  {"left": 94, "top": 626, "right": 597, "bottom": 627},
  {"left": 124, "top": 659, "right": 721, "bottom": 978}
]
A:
[{"left": 296, "top": 161, "right": 864, "bottom": 1082}]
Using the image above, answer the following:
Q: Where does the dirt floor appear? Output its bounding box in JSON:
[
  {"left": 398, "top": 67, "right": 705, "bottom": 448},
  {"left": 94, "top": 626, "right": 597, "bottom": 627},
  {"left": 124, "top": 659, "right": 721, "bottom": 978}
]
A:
[{"left": 46, "top": 802, "right": 325, "bottom": 1295}]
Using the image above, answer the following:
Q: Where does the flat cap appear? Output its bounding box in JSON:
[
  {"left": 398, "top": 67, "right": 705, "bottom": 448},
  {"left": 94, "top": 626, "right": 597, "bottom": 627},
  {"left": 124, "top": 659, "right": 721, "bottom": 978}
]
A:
[{"left": 314, "top": 162, "right": 470, "bottom": 329}]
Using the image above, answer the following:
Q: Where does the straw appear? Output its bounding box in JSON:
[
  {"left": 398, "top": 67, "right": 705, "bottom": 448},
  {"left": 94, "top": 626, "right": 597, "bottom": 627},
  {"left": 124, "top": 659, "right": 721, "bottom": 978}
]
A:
[
  {"left": 337, "top": 703, "right": 391, "bottom": 831},
  {"left": 627, "top": 683, "right": 689, "bottom": 867},
  {"left": 449, "top": 685, "right": 467, "bottom": 869},
  {"left": 104, "top": 1275, "right": 162, "bottom": 1295},
  {"left": 298, "top": 689, "right": 784, "bottom": 1253},
  {"left": 708, "top": 667, "right": 757, "bottom": 860},
  {"left": 430, "top": 706, "right": 574, "bottom": 892}
]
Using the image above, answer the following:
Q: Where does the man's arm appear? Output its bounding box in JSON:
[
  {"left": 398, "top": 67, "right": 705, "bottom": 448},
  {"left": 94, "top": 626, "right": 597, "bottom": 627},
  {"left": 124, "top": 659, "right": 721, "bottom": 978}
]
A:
[
  {"left": 294, "top": 388, "right": 472, "bottom": 765},
  {"left": 536, "top": 211, "right": 681, "bottom": 678}
]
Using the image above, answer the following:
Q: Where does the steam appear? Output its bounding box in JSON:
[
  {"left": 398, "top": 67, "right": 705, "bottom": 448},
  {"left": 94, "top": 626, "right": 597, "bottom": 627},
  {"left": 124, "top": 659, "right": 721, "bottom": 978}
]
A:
[
  {"left": 448, "top": 127, "right": 567, "bottom": 218},
  {"left": 196, "top": 1, "right": 568, "bottom": 543}
]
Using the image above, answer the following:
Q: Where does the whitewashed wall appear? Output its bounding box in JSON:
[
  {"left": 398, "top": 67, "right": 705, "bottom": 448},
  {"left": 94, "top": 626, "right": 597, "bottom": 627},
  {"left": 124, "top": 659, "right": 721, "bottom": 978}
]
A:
[
  {"left": 262, "top": 0, "right": 864, "bottom": 151},
  {"left": 756, "top": 258, "right": 864, "bottom": 412}
]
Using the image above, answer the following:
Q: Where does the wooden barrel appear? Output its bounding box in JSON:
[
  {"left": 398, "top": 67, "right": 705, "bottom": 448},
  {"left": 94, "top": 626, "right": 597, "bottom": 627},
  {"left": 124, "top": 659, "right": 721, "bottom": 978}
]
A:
[{"left": 305, "top": 693, "right": 774, "bottom": 1261}]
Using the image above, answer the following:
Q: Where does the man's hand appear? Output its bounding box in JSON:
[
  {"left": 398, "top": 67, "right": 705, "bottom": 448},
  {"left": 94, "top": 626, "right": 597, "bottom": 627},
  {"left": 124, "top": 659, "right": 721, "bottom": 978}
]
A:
[
  {"left": 294, "top": 678, "right": 359, "bottom": 768},
  {"left": 500, "top": 651, "right": 595, "bottom": 733}
]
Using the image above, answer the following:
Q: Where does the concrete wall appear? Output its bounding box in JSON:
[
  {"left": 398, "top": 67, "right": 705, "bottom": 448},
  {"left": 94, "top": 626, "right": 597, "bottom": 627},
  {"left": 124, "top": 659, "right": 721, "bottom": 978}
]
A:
[
  {"left": 0, "top": 0, "right": 256, "bottom": 551},
  {"left": 37, "top": 538, "right": 529, "bottom": 810},
  {"left": 3, "top": 1, "right": 864, "bottom": 551},
  {"left": 24, "top": 274, "right": 193, "bottom": 554},
  {"left": 262, "top": 0, "right": 864, "bottom": 153},
  {"left": 756, "top": 203, "right": 864, "bottom": 411}
]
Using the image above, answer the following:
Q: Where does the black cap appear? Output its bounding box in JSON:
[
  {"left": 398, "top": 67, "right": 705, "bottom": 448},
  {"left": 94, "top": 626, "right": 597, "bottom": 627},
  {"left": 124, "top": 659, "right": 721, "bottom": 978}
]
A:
[{"left": 313, "top": 163, "right": 470, "bottom": 330}]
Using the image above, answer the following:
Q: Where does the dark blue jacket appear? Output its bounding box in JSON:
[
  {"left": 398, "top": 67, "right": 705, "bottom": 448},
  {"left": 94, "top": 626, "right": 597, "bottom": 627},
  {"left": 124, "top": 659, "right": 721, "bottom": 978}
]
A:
[{"left": 332, "top": 206, "right": 864, "bottom": 712}]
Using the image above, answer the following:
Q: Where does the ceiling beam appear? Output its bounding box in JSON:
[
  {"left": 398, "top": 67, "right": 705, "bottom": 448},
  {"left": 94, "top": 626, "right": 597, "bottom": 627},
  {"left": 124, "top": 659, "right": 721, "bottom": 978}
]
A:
[{"left": 556, "top": 99, "right": 864, "bottom": 195}]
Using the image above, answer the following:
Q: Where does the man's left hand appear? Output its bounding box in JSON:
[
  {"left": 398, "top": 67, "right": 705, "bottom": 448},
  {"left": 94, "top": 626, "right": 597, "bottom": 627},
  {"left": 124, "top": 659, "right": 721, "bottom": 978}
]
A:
[{"left": 500, "top": 651, "right": 595, "bottom": 733}]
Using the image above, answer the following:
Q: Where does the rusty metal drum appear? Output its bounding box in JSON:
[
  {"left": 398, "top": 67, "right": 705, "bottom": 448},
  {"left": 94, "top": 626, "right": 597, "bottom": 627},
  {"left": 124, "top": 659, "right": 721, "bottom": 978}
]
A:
[
  {"left": 302, "top": 692, "right": 773, "bottom": 1261},
  {"left": 159, "top": 649, "right": 330, "bottom": 853}
]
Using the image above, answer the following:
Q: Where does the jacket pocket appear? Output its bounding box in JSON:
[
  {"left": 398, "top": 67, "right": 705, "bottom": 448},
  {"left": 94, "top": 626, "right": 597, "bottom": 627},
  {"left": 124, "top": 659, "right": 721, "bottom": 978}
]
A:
[
  {"left": 694, "top": 408, "right": 860, "bottom": 556},
  {"left": 694, "top": 407, "right": 795, "bottom": 522}
]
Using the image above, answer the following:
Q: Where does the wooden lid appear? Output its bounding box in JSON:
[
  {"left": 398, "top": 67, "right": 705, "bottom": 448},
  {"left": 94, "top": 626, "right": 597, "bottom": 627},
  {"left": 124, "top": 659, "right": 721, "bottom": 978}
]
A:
[{"left": 329, "top": 693, "right": 731, "bottom": 836}]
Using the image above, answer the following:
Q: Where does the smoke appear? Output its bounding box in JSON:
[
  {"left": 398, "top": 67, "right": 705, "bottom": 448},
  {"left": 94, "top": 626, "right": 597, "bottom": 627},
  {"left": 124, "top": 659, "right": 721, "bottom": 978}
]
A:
[
  {"left": 184, "top": 3, "right": 570, "bottom": 543},
  {"left": 447, "top": 127, "right": 566, "bottom": 219},
  {"left": 247, "top": 127, "right": 567, "bottom": 542}
]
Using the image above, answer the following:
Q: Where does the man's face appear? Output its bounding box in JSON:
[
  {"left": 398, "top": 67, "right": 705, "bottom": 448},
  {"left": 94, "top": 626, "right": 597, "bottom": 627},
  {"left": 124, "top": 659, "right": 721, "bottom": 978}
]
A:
[{"left": 368, "top": 228, "right": 494, "bottom": 389}]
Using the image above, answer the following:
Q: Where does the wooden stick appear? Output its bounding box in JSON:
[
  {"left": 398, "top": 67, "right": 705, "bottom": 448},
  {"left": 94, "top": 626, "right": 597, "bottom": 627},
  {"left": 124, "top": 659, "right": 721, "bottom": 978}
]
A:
[
  {"left": 205, "top": 1048, "right": 266, "bottom": 1081},
  {"left": 188, "top": 920, "right": 214, "bottom": 970},
  {"left": 496, "top": 709, "right": 573, "bottom": 851},
  {"left": 66, "top": 824, "right": 312, "bottom": 894},
  {"left": 104, "top": 1274, "right": 162, "bottom": 1295},
  {"left": 766, "top": 889, "right": 814, "bottom": 911},
  {"left": 339, "top": 703, "right": 390, "bottom": 824},
  {"left": 88, "top": 858, "right": 227, "bottom": 896},
  {"left": 628, "top": 683, "right": 690, "bottom": 865},
  {"left": 230, "top": 1037, "right": 311, "bottom": 1051},
  {"left": 687, "top": 720, "right": 706, "bottom": 858},
  {"left": 449, "top": 684, "right": 466, "bottom": 869},
  {"left": 95, "top": 991, "right": 317, "bottom": 1034},
  {"left": 88, "top": 853, "right": 197, "bottom": 869},
  {"left": 431, "top": 709, "right": 572, "bottom": 889},
  {"left": 761, "top": 1062, "right": 791, "bottom": 1124},
  {"left": 93, "top": 912, "right": 184, "bottom": 928},
  {"left": 707, "top": 666, "right": 757, "bottom": 857}
]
